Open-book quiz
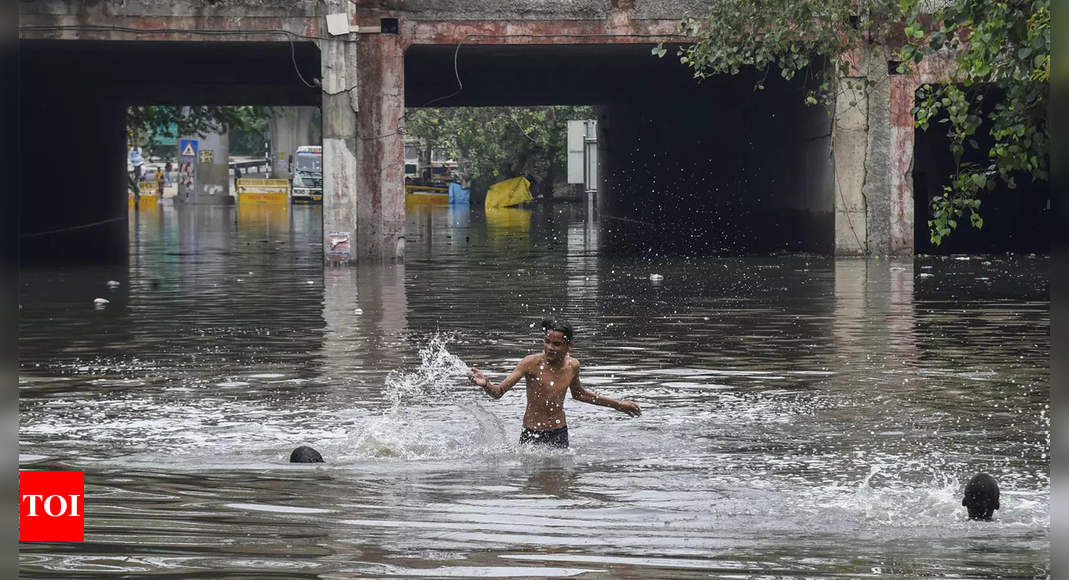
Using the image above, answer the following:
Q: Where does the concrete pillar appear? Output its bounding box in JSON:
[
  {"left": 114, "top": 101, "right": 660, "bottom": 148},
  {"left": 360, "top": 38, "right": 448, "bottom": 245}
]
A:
[
  {"left": 835, "top": 45, "right": 899, "bottom": 256},
  {"left": 177, "top": 129, "right": 230, "bottom": 205},
  {"left": 889, "top": 75, "right": 918, "bottom": 255},
  {"left": 833, "top": 79, "right": 869, "bottom": 255},
  {"left": 320, "top": 0, "right": 359, "bottom": 263},
  {"left": 886, "top": 53, "right": 956, "bottom": 255},
  {"left": 863, "top": 45, "right": 892, "bottom": 256},
  {"left": 356, "top": 32, "right": 406, "bottom": 262},
  {"left": 269, "top": 106, "right": 318, "bottom": 179}
]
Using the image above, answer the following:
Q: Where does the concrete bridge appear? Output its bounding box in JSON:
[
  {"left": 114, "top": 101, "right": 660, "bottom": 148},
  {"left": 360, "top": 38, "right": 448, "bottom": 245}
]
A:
[{"left": 17, "top": 0, "right": 951, "bottom": 263}]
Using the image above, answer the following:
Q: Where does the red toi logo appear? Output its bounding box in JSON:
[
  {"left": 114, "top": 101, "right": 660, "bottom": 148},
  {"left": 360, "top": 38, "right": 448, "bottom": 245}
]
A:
[{"left": 19, "top": 471, "right": 85, "bottom": 542}]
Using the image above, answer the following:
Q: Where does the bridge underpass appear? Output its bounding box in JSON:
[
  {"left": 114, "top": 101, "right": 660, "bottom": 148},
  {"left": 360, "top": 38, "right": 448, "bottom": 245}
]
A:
[
  {"left": 18, "top": 0, "right": 1046, "bottom": 264},
  {"left": 18, "top": 36, "right": 836, "bottom": 265},
  {"left": 405, "top": 43, "right": 835, "bottom": 255},
  {"left": 18, "top": 39, "right": 320, "bottom": 265}
]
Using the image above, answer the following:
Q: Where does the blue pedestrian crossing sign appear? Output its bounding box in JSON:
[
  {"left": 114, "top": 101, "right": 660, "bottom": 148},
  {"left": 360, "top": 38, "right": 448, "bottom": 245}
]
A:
[{"left": 180, "top": 139, "right": 198, "bottom": 158}]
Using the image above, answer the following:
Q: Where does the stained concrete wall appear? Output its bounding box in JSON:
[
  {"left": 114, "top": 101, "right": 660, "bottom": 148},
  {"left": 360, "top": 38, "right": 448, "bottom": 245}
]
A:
[
  {"left": 391, "top": 0, "right": 713, "bottom": 20},
  {"left": 19, "top": 0, "right": 315, "bottom": 23}
]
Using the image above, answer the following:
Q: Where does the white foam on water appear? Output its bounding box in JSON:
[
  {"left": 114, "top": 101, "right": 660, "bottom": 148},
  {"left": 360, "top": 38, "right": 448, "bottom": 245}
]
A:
[
  {"left": 20, "top": 335, "right": 526, "bottom": 469},
  {"left": 795, "top": 464, "right": 1050, "bottom": 531},
  {"left": 323, "top": 334, "right": 516, "bottom": 462},
  {"left": 383, "top": 334, "right": 472, "bottom": 409},
  {"left": 224, "top": 503, "right": 334, "bottom": 514},
  {"left": 215, "top": 381, "right": 250, "bottom": 387}
]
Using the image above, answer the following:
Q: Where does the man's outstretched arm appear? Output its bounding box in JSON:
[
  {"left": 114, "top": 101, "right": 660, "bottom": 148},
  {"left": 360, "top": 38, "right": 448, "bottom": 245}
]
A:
[
  {"left": 568, "top": 370, "right": 641, "bottom": 417},
  {"left": 469, "top": 357, "right": 529, "bottom": 399}
]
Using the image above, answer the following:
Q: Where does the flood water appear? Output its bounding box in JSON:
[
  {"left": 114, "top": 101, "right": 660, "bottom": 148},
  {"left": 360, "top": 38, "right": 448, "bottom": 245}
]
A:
[{"left": 19, "top": 202, "right": 1049, "bottom": 578}]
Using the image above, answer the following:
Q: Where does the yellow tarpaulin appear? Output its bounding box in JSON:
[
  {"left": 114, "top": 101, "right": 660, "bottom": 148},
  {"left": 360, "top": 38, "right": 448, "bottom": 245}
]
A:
[{"left": 484, "top": 176, "right": 532, "bottom": 209}]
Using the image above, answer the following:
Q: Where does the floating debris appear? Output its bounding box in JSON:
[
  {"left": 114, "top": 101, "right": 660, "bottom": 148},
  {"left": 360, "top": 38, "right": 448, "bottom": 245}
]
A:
[{"left": 649, "top": 273, "right": 664, "bottom": 282}]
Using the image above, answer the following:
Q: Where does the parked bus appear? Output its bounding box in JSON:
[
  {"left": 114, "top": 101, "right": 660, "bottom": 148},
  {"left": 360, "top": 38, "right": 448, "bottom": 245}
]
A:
[{"left": 291, "top": 145, "right": 323, "bottom": 204}]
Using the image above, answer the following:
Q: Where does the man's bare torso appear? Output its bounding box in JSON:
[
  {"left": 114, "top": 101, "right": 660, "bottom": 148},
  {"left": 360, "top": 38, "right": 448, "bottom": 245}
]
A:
[{"left": 521, "top": 353, "right": 578, "bottom": 430}]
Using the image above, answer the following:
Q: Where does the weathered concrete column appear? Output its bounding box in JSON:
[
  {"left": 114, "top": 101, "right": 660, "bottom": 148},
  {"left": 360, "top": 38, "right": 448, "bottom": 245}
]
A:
[
  {"left": 269, "top": 106, "right": 318, "bottom": 179},
  {"left": 863, "top": 45, "right": 893, "bottom": 256},
  {"left": 887, "top": 54, "right": 956, "bottom": 255},
  {"left": 833, "top": 77, "right": 869, "bottom": 255},
  {"left": 355, "top": 32, "right": 406, "bottom": 261},
  {"left": 888, "top": 77, "right": 917, "bottom": 255},
  {"left": 321, "top": 0, "right": 359, "bottom": 263},
  {"left": 834, "top": 45, "right": 898, "bottom": 256}
]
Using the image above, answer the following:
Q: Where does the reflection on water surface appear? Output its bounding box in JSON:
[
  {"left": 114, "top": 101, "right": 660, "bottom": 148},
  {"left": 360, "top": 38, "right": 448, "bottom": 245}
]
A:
[{"left": 19, "top": 203, "right": 1048, "bottom": 578}]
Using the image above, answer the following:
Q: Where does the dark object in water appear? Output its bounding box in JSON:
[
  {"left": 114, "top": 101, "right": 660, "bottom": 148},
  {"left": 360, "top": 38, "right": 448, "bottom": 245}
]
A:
[
  {"left": 962, "top": 473, "right": 999, "bottom": 520},
  {"left": 290, "top": 445, "right": 324, "bottom": 463}
]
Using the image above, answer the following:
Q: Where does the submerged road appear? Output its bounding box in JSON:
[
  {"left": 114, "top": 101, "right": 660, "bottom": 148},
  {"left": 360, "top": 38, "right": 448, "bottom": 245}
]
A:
[{"left": 18, "top": 203, "right": 1049, "bottom": 578}]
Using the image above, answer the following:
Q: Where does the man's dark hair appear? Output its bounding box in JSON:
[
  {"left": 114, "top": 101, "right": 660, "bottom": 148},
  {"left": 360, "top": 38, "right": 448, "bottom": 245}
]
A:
[
  {"left": 290, "top": 445, "right": 324, "bottom": 463},
  {"left": 962, "top": 472, "right": 1000, "bottom": 520},
  {"left": 541, "top": 318, "right": 573, "bottom": 343}
]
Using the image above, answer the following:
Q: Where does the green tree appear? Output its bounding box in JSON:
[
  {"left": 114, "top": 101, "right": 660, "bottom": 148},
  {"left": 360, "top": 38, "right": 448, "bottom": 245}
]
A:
[
  {"left": 659, "top": 0, "right": 1049, "bottom": 245},
  {"left": 404, "top": 106, "right": 593, "bottom": 198},
  {"left": 228, "top": 107, "right": 271, "bottom": 157},
  {"left": 655, "top": 0, "right": 901, "bottom": 105},
  {"left": 126, "top": 106, "right": 270, "bottom": 192},
  {"left": 900, "top": 0, "right": 1049, "bottom": 245}
]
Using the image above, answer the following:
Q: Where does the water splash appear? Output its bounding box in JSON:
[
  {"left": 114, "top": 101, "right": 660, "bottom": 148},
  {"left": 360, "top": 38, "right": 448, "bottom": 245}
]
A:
[
  {"left": 383, "top": 334, "right": 472, "bottom": 410},
  {"left": 343, "top": 334, "right": 510, "bottom": 459}
]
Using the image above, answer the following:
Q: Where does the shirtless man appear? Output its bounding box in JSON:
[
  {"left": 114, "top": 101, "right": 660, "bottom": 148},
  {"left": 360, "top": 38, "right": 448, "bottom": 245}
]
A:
[{"left": 468, "top": 319, "right": 641, "bottom": 448}]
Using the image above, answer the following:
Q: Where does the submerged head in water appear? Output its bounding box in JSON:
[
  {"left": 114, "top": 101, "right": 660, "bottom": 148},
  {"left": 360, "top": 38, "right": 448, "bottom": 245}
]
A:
[
  {"left": 290, "top": 445, "right": 324, "bottom": 463},
  {"left": 962, "top": 473, "right": 999, "bottom": 520}
]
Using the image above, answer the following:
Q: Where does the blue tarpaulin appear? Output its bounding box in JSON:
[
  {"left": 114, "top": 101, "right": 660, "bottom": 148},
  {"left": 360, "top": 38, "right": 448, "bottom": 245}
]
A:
[{"left": 448, "top": 182, "right": 470, "bottom": 205}]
